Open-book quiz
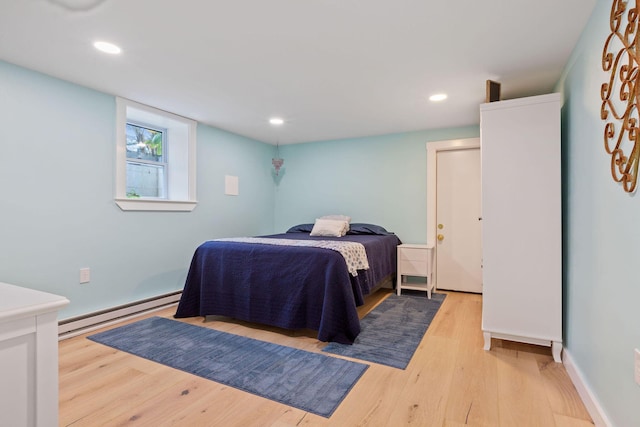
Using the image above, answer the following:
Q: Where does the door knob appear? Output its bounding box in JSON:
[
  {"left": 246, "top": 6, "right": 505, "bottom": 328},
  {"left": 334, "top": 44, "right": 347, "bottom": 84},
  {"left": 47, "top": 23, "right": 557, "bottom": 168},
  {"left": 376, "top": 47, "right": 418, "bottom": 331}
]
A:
[{"left": 437, "top": 234, "right": 444, "bottom": 241}]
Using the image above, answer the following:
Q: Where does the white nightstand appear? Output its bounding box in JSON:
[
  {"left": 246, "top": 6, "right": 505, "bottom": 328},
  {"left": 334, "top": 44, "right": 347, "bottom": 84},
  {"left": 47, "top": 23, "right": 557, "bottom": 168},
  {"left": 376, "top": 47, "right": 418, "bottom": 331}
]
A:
[{"left": 396, "top": 244, "right": 435, "bottom": 299}]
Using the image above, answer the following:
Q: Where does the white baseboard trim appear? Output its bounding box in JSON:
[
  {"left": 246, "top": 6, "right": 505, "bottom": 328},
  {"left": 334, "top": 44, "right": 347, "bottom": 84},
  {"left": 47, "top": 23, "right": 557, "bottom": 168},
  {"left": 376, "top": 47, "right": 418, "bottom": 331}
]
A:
[
  {"left": 58, "top": 291, "right": 182, "bottom": 340},
  {"left": 563, "top": 349, "right": 612, "bottom": 427}
]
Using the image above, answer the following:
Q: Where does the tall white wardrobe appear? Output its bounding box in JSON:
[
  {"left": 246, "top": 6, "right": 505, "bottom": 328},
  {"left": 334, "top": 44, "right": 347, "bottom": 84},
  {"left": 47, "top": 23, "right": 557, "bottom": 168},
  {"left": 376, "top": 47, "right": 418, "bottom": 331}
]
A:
[{"left": 480, "top": 93, "right": 563, "bottom": 362}]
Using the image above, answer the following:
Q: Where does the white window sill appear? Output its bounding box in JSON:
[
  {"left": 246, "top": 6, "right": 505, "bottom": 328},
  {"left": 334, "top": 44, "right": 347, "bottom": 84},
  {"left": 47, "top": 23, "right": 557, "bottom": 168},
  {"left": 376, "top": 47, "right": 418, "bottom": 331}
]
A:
[{"left": 115, "top": 198, "right": 197, "bottom": 212}]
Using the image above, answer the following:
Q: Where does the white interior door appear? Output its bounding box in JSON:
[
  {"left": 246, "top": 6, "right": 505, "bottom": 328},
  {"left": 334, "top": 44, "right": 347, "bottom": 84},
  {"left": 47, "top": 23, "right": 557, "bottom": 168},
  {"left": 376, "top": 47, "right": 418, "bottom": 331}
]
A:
[{"left": 435, "top": 148, "right": 482, "bottom": 293}]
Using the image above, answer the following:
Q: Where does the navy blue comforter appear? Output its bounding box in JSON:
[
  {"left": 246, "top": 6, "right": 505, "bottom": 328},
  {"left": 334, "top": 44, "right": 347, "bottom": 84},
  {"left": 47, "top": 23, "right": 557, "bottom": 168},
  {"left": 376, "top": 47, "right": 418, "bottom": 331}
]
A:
[{"left": 175, "top": 231, "right": 401, "bottom": 344}]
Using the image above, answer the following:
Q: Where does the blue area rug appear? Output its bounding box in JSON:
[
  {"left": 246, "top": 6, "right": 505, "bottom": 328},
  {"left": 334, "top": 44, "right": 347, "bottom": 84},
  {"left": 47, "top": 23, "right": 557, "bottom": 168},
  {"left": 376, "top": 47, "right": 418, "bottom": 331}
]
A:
[
  {"left": 88, "top": 317, "right": 368, "bottom": 417},
  {"left": 323, "top": 292, "right": 446, "bottom": 369}
]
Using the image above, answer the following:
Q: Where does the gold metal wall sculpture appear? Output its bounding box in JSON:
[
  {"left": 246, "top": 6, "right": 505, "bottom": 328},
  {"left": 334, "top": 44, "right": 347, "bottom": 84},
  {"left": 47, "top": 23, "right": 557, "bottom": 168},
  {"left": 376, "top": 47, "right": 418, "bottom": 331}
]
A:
[{"left": 601, "top": 0, "right": 640, "bottom": 193}]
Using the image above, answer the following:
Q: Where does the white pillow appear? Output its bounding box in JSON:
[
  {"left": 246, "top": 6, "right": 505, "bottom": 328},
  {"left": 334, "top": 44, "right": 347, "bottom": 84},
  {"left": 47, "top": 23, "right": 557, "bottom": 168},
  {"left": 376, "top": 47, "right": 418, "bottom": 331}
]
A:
[
  {"left": 310, "top": 218, "right": 348, "bottom": 237},
  {"left": 320, "top": 215, "right": 351, "bottom": 231}
]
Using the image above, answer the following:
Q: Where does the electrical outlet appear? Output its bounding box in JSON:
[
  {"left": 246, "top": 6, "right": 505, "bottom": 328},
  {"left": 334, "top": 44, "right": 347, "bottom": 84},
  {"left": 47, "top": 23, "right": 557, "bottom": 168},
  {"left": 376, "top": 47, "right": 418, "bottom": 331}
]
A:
[
  {"left": 79, "top": 268, "right": 90, "bottom": 284},
  {"left": 635, "top": 349, "right": 640, "bottom": 386}
]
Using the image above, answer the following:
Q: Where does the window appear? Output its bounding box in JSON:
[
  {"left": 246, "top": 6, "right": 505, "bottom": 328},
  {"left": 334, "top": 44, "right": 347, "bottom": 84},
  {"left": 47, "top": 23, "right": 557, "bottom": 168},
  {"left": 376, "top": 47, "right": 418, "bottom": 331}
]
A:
[{"left": 115, "top": 98, "right": 197, "bottom": 211}]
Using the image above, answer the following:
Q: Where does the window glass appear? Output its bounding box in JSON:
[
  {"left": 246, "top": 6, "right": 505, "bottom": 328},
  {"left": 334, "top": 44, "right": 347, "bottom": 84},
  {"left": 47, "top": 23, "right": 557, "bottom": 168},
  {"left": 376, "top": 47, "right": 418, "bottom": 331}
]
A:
[
  {"left": 126, "top": 123, "right": 165, "bottom": 162},
  {"left": 126, "top": 162, "right": 165, "bottom": 198}
]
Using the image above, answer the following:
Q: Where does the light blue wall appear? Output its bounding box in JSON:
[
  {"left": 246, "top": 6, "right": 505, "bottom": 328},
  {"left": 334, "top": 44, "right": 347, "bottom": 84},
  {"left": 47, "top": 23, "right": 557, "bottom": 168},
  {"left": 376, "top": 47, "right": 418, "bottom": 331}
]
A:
[
  {"left": 559, "top": 0, "right": 640, "bottom": 425},
  {"left": 0, "top": 60, "right": 276, "bottom": 319},
  {"left": 0, "top": 58, "right": 478, "bottom": 321},
  {"left": 274, "top": 127, "right": 479, "bottom": 243}
]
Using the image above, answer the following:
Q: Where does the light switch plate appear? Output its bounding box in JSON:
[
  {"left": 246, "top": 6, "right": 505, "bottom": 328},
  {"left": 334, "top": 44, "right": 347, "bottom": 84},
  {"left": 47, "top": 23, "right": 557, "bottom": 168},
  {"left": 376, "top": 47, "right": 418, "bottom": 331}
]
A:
[
  {"left": 80, "top": 268, "right": 90, "bottom": 284},
  {"left": 225, "top": 175, "right": 239, "bottom": 196}
]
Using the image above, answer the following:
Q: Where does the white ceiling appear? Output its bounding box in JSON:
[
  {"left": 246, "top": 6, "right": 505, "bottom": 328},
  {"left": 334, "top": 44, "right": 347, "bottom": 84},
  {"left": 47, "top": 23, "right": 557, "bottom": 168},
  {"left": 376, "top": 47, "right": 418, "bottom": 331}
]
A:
[{"left": 0, "top": 0, "right": 596, "bottom": 145}]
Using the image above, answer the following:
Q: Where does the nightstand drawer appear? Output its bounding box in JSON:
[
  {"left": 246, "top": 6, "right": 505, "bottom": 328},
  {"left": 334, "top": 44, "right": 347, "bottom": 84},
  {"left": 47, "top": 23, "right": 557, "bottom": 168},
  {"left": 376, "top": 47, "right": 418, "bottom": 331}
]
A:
[
  {"left": 399, "top": 259, "right": 428, "bottom": 276},
  {"left": 399, "top": 248, "right": 427, "bottom": 262}
]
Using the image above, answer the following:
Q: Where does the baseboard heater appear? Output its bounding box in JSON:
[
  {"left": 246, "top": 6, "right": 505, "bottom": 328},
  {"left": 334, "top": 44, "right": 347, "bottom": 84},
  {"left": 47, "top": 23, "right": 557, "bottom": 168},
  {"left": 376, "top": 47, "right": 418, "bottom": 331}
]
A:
[{"left": 58, "top": 291, "right": 182, "bottom": 340}]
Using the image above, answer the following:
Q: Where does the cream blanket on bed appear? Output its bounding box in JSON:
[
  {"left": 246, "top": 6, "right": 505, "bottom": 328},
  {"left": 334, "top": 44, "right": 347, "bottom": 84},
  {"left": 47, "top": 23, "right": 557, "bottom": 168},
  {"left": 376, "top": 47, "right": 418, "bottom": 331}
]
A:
[{"left": 215, "top": 237, "right": 370, "bottom": 276}]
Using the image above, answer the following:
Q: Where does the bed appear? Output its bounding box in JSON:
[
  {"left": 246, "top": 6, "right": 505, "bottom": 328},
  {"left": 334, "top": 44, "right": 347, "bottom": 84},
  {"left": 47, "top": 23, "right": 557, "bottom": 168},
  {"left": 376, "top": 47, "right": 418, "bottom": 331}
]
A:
[{"left": 174, "top": 223, "right": 402, "bottom": 344}]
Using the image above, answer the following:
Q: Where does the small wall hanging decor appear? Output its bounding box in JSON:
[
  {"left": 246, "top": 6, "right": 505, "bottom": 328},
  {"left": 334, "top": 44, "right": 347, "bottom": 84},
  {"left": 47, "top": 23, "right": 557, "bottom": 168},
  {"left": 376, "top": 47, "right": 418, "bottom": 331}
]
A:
[
  {"left": 601, "top": 0, "right": 640, "bottom": 193},
  {"left": 269, "top": 117, "right": 285, "bottom": 176},
  {"left": 272, "top": 141, "right": 284, "bottom": 176},
  {"left": 272, "top": 155, "right": 284, "bottom": 175}
]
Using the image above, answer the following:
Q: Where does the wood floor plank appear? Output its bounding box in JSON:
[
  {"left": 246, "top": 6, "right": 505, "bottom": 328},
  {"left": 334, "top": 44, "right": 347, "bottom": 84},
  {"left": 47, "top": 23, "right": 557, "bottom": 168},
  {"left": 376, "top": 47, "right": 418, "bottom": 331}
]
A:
[
  {"left": 495, "top": 348, "right": 556, "bottom": 427},
  {"left": 538, "top": 358, "right": 593, "bottom": 422},
  {"left": 384, "top": 335, "right": 456, "bottom": 427},
  {"left": 101, "top": 378, "right": 225, "bottom": 426},
  {"left": 444, "top": 345, "right": 499, "bottom": 426},
  {"left": 443, "top": 293, "right": 499, "bottom": 427},
  {"left": 59, "top": 367, "right": 147, "bottom": 425},
  {"left": 60, "top": 369, "right": 186, "bottom": 426},
  {"left": 553, "top": 413, "right": 597, "bottom": 427},
  {"left": 58, "top": 290, "right": 593, "bottom": 427}
]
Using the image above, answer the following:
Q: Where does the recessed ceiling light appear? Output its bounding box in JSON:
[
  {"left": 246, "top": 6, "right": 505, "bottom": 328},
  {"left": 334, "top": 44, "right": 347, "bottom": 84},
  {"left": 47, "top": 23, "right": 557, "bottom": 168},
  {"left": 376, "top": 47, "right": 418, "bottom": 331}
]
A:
[
  {"left": 429, "top": 93, "right": 448, "bottom": 102},
  {"left": 269, "top": 117, "right": 284, "bottom": 125},
  {"left": 93, "top": 41, "right": 121, "bottom": 55}
]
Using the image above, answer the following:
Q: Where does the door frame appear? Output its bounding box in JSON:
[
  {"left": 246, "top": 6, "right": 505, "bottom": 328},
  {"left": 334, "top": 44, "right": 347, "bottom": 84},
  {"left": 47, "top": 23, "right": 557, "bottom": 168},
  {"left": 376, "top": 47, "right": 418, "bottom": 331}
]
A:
[{"left": 426, "top": 137, "right": 480, "bottom": 287}]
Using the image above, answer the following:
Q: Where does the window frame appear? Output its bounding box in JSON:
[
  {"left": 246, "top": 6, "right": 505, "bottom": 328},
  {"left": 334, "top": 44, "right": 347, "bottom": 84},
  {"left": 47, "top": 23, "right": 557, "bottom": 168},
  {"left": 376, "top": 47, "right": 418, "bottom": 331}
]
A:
[{"left": 115, "top": 97, "right": 197, "bottom": 212}]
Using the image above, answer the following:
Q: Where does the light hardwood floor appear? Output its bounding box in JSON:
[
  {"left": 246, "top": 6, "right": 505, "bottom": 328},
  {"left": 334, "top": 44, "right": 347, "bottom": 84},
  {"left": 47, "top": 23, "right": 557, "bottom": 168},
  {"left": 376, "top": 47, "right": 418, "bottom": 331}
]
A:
[{"left": 59, "top": 290, "right": 594, "bottom": 426}]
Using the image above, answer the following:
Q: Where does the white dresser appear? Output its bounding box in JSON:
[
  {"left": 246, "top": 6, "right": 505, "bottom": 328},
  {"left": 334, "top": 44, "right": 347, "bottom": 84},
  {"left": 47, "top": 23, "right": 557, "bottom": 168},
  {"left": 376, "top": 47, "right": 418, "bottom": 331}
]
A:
[
  {"left": 480, "top": 93, "right": 563, "bottom": 362},
  {"left": 0, "top": 282, "right": 69, "bottom": 427},
  {"left": 396, "top": 244, "right": 435, "bottom": 298}
]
